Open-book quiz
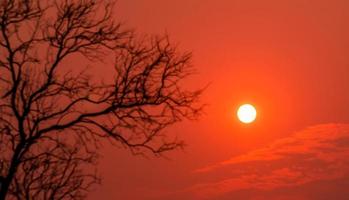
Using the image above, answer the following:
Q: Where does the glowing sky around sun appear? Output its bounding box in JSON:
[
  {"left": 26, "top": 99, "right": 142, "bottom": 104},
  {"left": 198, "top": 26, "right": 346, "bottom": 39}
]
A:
[{"left": 88, "top": 1, "right": 349, "bottom": 199}]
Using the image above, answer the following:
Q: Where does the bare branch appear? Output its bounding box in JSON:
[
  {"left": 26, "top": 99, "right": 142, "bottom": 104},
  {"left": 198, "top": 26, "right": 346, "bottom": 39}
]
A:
[{"left": 0, "top": 0, "right": 203, "bottom": 199}]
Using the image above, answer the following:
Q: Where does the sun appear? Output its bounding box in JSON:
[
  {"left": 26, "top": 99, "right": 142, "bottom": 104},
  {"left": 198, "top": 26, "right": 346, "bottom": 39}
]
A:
[{"left": 237, "top": 104, "right": 257, "bottom": 124}]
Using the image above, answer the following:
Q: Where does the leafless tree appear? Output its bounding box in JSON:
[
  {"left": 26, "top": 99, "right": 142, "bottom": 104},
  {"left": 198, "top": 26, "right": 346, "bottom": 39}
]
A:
[{"left": 0, "top": 0, "right": 202, "bottom": 199}]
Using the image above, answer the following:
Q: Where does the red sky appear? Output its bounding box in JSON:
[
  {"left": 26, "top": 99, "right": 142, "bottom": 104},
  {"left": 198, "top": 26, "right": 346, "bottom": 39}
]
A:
[{"left": 88, "top": 0, "right": 349, "bottom": 199}]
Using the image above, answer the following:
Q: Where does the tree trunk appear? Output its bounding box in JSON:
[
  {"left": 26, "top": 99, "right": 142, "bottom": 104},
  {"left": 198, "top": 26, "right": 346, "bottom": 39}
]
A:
[{"left": 0, "top": 143, "right": 24, "bottom": 200}]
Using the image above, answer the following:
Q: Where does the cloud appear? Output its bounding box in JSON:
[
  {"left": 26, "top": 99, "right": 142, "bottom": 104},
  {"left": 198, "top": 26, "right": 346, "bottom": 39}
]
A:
[{"left": 187, "top": 124, "right": 349, "bottom": 199}]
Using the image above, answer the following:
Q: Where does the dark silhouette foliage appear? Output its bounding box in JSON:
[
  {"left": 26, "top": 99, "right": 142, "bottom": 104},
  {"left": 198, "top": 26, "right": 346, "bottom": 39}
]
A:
[{"left": 0, "top": 0, "right": 202, "bottom": 199}]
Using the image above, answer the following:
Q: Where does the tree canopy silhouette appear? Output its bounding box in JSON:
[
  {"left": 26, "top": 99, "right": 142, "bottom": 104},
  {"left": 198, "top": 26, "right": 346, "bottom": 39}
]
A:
[{"left": 0, "top": 0, "right": 202, "bottom": 199}]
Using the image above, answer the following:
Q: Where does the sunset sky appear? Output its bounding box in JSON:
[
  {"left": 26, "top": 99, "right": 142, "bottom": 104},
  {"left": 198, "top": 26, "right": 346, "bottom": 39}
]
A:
[{"left": 88, "top": 0, "right": 349, "bottom": 199}]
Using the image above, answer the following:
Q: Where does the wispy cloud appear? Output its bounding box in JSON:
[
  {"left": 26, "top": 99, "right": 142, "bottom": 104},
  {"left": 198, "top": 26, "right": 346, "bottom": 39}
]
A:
[{"left": 185, "top": 124, "right": 349, "bottom": 199}]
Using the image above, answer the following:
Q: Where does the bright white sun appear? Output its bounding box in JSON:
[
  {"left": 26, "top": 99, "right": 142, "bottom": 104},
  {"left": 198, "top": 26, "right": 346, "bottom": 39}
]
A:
[{"left": 237, "top": 104, "right": 257, "bottom": 124}]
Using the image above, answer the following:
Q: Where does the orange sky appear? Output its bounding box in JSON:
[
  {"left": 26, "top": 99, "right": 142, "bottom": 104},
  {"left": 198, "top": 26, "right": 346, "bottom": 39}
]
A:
[{"left": 88, "top": 1, "right": 349, "bottom": 199}]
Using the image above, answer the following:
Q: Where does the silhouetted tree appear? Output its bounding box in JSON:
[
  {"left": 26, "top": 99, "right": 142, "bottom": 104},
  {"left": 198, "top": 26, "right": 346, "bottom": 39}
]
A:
[{"left": 0, "top": 0, "right": 202, "bottom": 199}]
